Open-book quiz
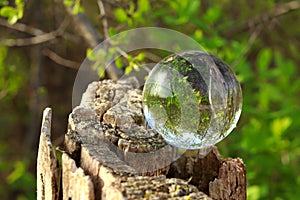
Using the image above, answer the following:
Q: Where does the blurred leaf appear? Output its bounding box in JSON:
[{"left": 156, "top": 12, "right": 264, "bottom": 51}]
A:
[
  {"left": 63, "top": 0, "right": 83, "bottom": 14},
  {"left": 0, "top": 6, "right": 16, "bottom": 18},
  {"left": 257, "top": 48, "right": 272, "bottom": 73},
  {"left": 114, "top": 8, "right": 128, "bottom": 22},
  {"left": 138, "top": 0, "right": 150, "bottom": 13},
  {"left": 194, "top": 29, "right": 203, "bottom": 40},
  {"left": 72, "top": 0, "right": 83, "bottom": 14},
  {"left": 15, "top": 0, "right": 23, "bottom": 5},
  {"left": 0, "top": 0, "right": 24, "bottom": 24},
  {"left": 86, "top": 48, "right": 96, "bottom": 61},
  {"left": 186, "top": 0, "right": 200, "bottom": 17},
  {"left": 86, "top": 48, "right": 105, "bottom": 61},
  {"left": 125, "top": 64, "right": 132, "bottom": 74},
  {"left": 233, "top": 59, "right": 253, "bottom": 83},
  {"left": 63, "top": 0, "right": 73, "bottom": 6},
  {"left": 115, "top": 57, "right": 123, "bottom": 69},
  {"left": 271, "top": 117, "right": 292, "bottom": 138},
  {"left": 136, "top": 52, "right": 145, "bottom": 61},
  {"left": 257, "top": 84, "right": 270, "bottom": 111},
  {"left": 6, "top": 161, "right": 25, "bottom": 184},
  {"left": 5, "top": 160, "right": 36, "bottom": 199},
  {"left": 162, "top": 0, "right": 199, "bottom": 25},
  {"left": 247, "top": 185, "right": 263, "bottom": 200},
  {"left": 97, "top": 65, "right": 105, "bottom": 78},
  {"left": 15, "top": 0, "right": 24, "bottom": 18},
  {"left": 132, "top": 63, "right": 139, "bottom": 71},
  {"left": 204, "top": 6, "right": 221, "bottom": 24},
  {"left": 108, "top": 27, "right": 117, "bottom": 36},
  {"left": 126, "top": 55, "right": 133, "bottom": 62}
]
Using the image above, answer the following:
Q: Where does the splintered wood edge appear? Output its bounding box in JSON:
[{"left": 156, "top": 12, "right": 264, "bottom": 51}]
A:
[
  {"left": 65, "top": 131, "right": 213, "bottom": 200},
  {"left": 209, "top": 157, "right": 247, "bottom": 199},
  {"left": 37, "top": 107, "right": 59, "bottom": 200},
  {"left": 61, "top": 79, "right": 246, "bottom": 200},
  {"left": 64, "top": 132, "right": 133, "bottom": 200},
  {"left": 66, "top": 79, "right": 208, "bottom": 199},
  {"left": 62, "top": 153, "right": 95, "bottom": 200},
  {"left": 80, "top": 145, "right": 128, "bottom": 200}
]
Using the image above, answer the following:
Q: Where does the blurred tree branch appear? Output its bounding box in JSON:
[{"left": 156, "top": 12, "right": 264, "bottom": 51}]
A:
[
  {"left": 42, "top": 48, "right": 81, "bottom": 69},
  {"left": 63, "top": 1, "right": 122, "bottom": 80},
  {"left": 64, "top": 5, "right": 103, "bottom": 48},
  {"left": 0, "top": 1, "right": 123, "bottom": 79},
  {"left": 224, "top": 1, "right": 300, "bottom": 37},
  {"left": 0, "top": 18, "right": 44, "bottom": 35},
  {"left": 228, "top": 1, "right": 300, "bottom": 67},
  {"left": 0, "top": 18, "right": 69, "bottom": 46},
  {"left": 231, "top": 25, "right": 263, "bottom": 67},
  {"left": 97, "top": 0, "right": 109, "bottom": 39}
]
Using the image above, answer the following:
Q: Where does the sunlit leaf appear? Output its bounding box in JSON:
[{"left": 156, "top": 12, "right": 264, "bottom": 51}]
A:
[
  {"left": 86, "top": 48, "right": 96, "bottom": 61},
  {"left": 136, "top": 52, "right": 145, "bottom": 61},
  {"left": 97, "top": 65, "right": 105, "bottom": 78},
  {"left": 8, "top": 14, "right": 18, "bottom": 24},
  {"left": 247, "top": 185, "right": 261, "bottom": 200},
  {"left": 115, "top": 57, "right": 123, "bottom": 69},
  {"left": 15, "top": 0, "right": 23, "bottom": 5},
  {"left": 132, "top": 63, "right": 139, "bottom": 71},
  {"left": 63, "top": 0, "right": 73, "bottom": 6},
  {"left": 271, "top": 117, "right": 292, "bottom": 137},
  {"left": 114, "top": 8, "right": 128, "bottom": 22},
  {"left": 0, "top": 6, "right": 16, "bottom": 17},
  {"left": 125, "top": 65, "right": 132, "bottom": 74},
  {"left": 138, "top": 0, "right": 150, "bottom": 13},
  {"left": 194, "top": 29, "right": 203, "bottom": 40}
]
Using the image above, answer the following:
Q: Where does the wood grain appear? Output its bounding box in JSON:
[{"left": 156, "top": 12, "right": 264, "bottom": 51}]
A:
[
  {"left": 37, "top": 108, "right": 59, "bottom": 200},
  {"left": 37, "top": 78, "right": 246, "bottom": 199}
]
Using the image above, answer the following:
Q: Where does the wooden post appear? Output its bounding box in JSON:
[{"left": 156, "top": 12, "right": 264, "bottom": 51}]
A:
[
  {"left": 37, "top": 78, "right": 246, "bottom": 200},
  {"left": 37, "top": 108, "right": 59, "bottom": 200}
]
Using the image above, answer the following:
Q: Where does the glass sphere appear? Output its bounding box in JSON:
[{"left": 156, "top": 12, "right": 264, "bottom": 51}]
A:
[{"left": 142, "top": 50, "right": 242, "bottom": 149}]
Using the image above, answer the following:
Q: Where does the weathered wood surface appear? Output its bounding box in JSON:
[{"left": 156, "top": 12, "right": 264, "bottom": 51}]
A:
[
  {"left": 37, "top": 108, "right": 59, "bottom": 200},
  {"left": 62, "top": 153, "right": 94, "bottom": 200},
  {"left": 37, "top": 78, "right": 246, "bottom": 200},
  {"left": 209, "top": 158, "right": 246, "bottom": 199}
]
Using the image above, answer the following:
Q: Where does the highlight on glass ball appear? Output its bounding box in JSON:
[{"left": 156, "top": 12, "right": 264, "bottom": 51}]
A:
[{"left": 142, "top": 50, "right": 242, "bottom": 150}]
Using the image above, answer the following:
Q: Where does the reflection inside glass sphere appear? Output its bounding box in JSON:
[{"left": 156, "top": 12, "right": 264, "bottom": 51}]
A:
[{"left": 142, "top": 50, "right": 242, "bottom": 150}]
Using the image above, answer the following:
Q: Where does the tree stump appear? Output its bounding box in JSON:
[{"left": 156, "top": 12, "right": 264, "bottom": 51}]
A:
[{"left": 37, "top": 78, "right": 246, "bottom": 200}]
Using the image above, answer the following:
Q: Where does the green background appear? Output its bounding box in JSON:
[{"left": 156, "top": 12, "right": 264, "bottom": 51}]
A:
[{"left": 0, "top": 0, "right": 299, "bottom": 199}]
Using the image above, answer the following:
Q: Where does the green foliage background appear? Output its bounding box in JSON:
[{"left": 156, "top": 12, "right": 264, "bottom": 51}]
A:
[{"left": 0, "top": 0, "right": 300, "bottom": 199}]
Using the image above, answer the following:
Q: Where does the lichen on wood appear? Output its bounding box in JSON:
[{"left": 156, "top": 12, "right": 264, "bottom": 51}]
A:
[{"left": 37, "top": 77, "right": 246, "bottom": 200}]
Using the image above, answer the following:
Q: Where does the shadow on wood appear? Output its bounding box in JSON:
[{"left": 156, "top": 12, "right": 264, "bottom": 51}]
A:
[{"left": 37, "top": 78, "right": 246, "bottom": 200}]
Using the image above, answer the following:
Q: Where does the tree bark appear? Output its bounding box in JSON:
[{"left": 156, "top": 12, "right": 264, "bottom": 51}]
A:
[{"left": 37, "top": 78, "right": 246, "bottom": 200}]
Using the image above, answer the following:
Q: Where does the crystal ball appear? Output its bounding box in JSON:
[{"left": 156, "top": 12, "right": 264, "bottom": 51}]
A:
[{"left": 142, "top": 50, "right": 242, "bottom": 149}]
